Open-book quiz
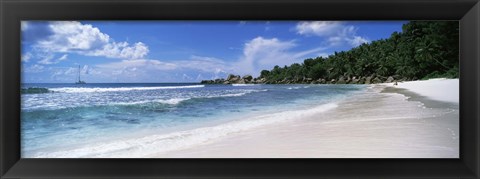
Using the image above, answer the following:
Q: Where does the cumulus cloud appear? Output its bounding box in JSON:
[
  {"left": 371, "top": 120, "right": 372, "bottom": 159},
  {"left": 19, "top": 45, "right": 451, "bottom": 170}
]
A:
[
  {"left": 24, "top": 38, "right": 329, "bottom": 82},
  {"left": 296, "top": 21, "right": 344, "bottom": 37},
  {"left": 295, "top": 21, "right": 369, "bottom": 47},
  {"left": 37, "top": 21, "right": 110, "bottom": 51},
  {"left": 235, "top": 36, "right": 325, "bottom": 76},
  {"left": 237, "top": 37, "right": 294, "bottom": 75},
  {"left": 33, "top": 21, "right": 149, "bottom": 61},
  {"left": 87, "top": 42, "right": 149, "bottom": 59},
  {"left": 170, "top": 37, "right": 328, "bottom": 78}
]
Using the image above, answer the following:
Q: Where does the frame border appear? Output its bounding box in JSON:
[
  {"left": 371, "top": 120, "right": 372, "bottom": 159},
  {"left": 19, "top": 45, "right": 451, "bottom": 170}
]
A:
[{"left": 1, "top": 0, "right": 479, "bottom": 178}]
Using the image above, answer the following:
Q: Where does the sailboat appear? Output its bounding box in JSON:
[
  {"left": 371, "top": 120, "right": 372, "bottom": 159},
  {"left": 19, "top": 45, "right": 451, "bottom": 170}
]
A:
[{"left": 75, "top": 65, "right": 86, "bottom": 84}]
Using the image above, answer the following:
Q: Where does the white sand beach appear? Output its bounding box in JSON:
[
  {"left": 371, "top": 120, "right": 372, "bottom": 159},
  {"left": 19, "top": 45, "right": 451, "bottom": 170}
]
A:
[
  {"left": 152, "top": 78, "right": 459, "bottom": 158},
  {"left": 389, "top": 78, "right": 459, "bottom": 103}
]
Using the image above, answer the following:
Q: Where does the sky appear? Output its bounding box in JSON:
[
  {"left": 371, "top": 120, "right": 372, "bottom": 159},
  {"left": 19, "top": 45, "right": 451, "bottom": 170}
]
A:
[{"left": 21, "top": 21, "right": 406, "bottom": 83}]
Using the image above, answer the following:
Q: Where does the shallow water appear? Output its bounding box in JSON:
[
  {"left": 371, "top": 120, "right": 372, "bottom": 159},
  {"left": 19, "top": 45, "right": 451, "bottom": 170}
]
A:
[{"left": 21, "top": 83, "right": 365, "bottom": 158}]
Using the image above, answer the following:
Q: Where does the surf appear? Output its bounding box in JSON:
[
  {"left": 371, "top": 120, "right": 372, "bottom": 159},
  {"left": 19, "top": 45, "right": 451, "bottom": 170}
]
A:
[{"left": 48, "top": 85, "right": 205, "bottom": 93}]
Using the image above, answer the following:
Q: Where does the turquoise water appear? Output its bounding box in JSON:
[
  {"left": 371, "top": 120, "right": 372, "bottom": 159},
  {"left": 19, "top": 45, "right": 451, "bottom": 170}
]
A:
[{"left": 21, "top": 83, "right": 365, "bottom": 158}]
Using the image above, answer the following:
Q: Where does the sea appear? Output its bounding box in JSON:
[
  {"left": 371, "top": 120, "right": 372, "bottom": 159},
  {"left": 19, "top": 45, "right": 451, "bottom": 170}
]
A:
[{"left": 21, "top": 83, "right": 366, "bottom": 158}]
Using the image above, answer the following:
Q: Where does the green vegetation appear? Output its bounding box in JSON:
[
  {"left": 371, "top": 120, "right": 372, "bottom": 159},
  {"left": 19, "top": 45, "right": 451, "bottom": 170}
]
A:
[{"left": 259, "top": 21, "right": 459, "bottom": 84}]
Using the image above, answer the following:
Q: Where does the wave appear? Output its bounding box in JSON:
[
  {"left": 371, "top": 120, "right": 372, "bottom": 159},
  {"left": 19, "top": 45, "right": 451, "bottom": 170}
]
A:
[
  {"left": 111, "top": 90, "right": 269, "bottom": 106},
  {"left": 22, "top": 89, "right": 271, "bottom": 111},
  {"left": 287, "top": 86, "right": 312, "bottom": 90},
  {"left": 48, "top": 85, "right": 205, "bottom": 93},
  {"left": 231, "top": 84, "right": 256, "bottom": 86},
  {"left": 113, "top": 98, "right": 191, "bottom": 106},
  {"left": 213, "top": 89, "right": 268, "bottom": 98},
  {"left": 30, "top": 102, "right": 337, "bottom": 158}
]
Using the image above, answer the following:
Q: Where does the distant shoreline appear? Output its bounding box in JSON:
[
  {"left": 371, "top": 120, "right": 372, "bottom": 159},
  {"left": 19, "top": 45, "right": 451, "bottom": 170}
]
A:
[{"left": 201, "top": 73, "right": 457, "bottom": 86}]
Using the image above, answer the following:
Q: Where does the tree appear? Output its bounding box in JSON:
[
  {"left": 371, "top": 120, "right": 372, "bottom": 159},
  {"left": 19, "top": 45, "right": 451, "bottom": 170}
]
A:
[{"left": 257, "top": 21, "right": 458, "bottom": 83}]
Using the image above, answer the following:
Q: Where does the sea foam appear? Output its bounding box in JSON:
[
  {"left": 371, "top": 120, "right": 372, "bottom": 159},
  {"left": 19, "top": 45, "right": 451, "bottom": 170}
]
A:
[
  {"left": 112, "top": 98, "right": 191, "bottom": 106},
  {"left": 232, "top": 84, "right": 256, "bottom": 86},
  {"left": 30, "top": 102, "right": 338, "bottom": 158},
  {"left": 49, "top": 85, "right": 205, "bottom": 93}
]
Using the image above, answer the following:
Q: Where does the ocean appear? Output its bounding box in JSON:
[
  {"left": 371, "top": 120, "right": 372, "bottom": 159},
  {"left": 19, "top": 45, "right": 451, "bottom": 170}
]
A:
[{"left": 21, "top": 83, "right": 366, "bottom": 158}]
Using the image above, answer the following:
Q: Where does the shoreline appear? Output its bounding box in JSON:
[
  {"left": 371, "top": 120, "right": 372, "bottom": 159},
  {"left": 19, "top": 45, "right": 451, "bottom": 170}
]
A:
[
  {"left": 152, "top": 79, "right": 459, "bottom": 158},
  {"left": 24, "top": 79, "right": 459, "bottom": 158}
]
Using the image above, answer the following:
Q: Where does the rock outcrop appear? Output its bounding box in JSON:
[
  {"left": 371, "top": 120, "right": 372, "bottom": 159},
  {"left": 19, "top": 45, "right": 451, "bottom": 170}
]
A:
[
  {"left": 372, "top": 77, "right": 383, "bottom": 84},
  {"left": 336, "top": 76, "right": 346, "bottom": 84},
  {"left": 385, "top": 76, "right": 395, "bottom": 83},
  {"left": 201, "top": 73, "right": 402, "bottom": 85},
  {"left": 202, "top": 74, "right": 263, "bottom": 84}
]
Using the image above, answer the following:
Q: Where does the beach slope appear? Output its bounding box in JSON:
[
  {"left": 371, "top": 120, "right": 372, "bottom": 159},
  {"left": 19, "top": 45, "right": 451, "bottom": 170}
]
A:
[{"left": 152, "top": 79, "right": 459, "bottom": 158}]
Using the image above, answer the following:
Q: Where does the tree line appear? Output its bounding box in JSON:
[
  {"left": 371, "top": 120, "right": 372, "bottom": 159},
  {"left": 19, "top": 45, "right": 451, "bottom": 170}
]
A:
[{"left": 258, "top": 21, "right": 459, "bottom": 84}]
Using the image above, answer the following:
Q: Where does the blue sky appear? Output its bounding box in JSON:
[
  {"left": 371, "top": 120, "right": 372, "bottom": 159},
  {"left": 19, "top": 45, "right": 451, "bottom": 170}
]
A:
[{"left": 21, "top": 21, "right": 406, "bottom": 83}]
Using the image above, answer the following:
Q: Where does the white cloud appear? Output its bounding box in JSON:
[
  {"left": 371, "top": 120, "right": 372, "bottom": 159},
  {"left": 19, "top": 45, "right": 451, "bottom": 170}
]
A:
[
  {"left": 317, "top": 53, "right": 331, "bottom": 58},
  {"left": 82, "top": 65, "right": 92, "bottom": 75},
  {"left": 37, "top": 54, "right": 68, "bottom": 64},
  {"left": 295, "top": 21, "right": 369, "bottom": 47},
  {"left": 213, "top": 68, "right": 228, "bottom": 79},
  {"left": 176, "top": 56, "right": 233, "bottom": 73},
  {"left": 97, "top": 59, "right": 177, "bottom": 71},
  {"left": 26, "top": 40, "right": 329, "bottom": 82},
  {"left": 235, "top": 36, "right": 324, "bottom": 76},
  {"left": 64, "top": 67, "right": 77, "bottom": 75},
  {"left": 348, "top": 36, "right": 369, "bottom": 47},
  {"left": 21, "top": 52, "right": 32, "bottom": 62},
  {"left": 37, "top": 21, "right": 109, "bottom": 52},
  {"left": 89, "top": 56, "right": 236, "bottom": 82},
  {"left": 87, "top": 42, "right": 149, "bottom": 59},
  {"left": 171, "top": 38, "right": 326, "bottom": 78},
  {"left": 48, "top": 65, "right": 102, "bottom": 82},
  {"left": 24, "top": 64, "right": 45, "bottom": 73},
  {"left": 195, "top": 74, "right": 204, "bottom": 81},
  {"left": 38, "top": 53, "right": 55, "bottom": 64},
  {"left": 34, "top": 21, "right": 149, "bottom": 60},
  {"left": 182, "top": 74, "right": 193, "bottom": 80},
  {"left": 58, "top": 54, "right": 68, "bottom": 61},
  {"left": 296, "top": 21, "right": 344, "bottom": 37},
  {"left": 242, "top": 37, "right": 296, "bottom": 68},
  {"left": 93, "top": 59, "right": 175, "bottom": 81}
]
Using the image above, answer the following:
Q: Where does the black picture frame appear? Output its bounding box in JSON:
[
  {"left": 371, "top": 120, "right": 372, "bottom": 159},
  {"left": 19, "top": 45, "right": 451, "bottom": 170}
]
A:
[{"left": 1, "top": 0, "right": 479, "bottom": 178}]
